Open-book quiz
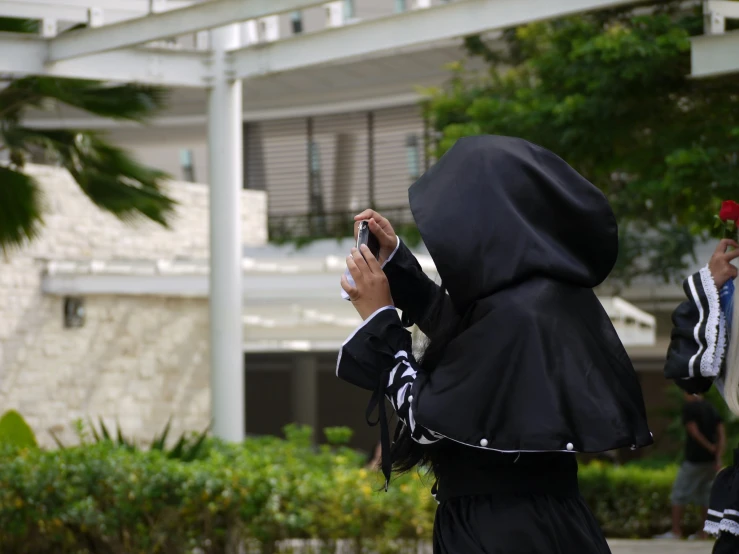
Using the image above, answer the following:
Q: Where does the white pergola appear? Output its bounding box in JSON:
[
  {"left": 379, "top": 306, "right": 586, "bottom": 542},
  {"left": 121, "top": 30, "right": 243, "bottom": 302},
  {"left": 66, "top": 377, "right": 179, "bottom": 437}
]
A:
[{"left": 1, "top": 0, "right": 729, "bottom": 441}]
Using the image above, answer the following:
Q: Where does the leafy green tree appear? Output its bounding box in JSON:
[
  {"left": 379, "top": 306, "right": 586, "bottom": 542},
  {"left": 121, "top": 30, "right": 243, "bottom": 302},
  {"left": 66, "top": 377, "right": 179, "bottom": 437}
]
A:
[
  {"left": 423, "top": 2, "right": 739, "bottom": 283},
  {"left": 0, "top": 18, "right": 176, "bottom": 254}
]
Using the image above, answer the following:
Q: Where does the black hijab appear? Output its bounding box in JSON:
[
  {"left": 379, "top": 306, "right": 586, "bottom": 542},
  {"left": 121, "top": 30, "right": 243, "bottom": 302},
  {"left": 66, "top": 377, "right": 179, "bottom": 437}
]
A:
[
  {"left": 410, "top": 135, "right": 618, "bottom": 314},
  {"left": 406, "top": 136, "right": 652, "bottom": 454}
]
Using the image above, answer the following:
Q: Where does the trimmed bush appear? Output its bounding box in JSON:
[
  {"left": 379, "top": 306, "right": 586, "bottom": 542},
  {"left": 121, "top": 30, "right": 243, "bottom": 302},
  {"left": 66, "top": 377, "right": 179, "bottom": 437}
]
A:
[
  {"left": 0, "top": 433, "right": 701, "bottom": 553},
  {"left": 579, "top": 461, "right": 702, "bottom": 538},
  {"left": 0, "top": 410, "right": 37, "bottom": 449}
]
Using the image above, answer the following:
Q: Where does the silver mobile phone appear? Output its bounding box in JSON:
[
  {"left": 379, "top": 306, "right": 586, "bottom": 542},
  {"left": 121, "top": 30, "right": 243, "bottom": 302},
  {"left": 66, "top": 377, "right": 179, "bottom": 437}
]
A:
[{"left": 356, "top": 220, "right": 380, "bottom": 259}]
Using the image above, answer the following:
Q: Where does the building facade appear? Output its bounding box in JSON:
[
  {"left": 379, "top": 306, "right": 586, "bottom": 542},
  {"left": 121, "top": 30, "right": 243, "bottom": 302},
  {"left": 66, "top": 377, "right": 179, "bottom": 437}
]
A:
[{"left": 0, "top": 165, "right": 267, "bottom": 446}]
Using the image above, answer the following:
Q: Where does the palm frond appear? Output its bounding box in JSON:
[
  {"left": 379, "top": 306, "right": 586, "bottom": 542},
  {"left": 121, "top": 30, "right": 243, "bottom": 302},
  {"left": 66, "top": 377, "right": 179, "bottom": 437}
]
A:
[
  {"left": 167, "top": 435, "right": 187, "bottom": 460},
  {"left": 98, "top": 418, "right": 111, "bottom": 441},
  {"left": 1, "top": 77, "right": 168, "bottom": 123},
  {"left": 87, "top": 418, "right": 101, "bottom": 442},
  {"left": 151, "top": 418, "right": 172, "bottom": 451},
  {"left": 48, "top": 429, "right": 66, "bottom": 450},
  {"left": 181, "top": 424, "right": 211, "bottom": 462},
  {"left": 0, "top": 166, "right": 43, "bottom": 254},
  {"left": 4, "top": 126, "right": 177, "bottom": 226}
]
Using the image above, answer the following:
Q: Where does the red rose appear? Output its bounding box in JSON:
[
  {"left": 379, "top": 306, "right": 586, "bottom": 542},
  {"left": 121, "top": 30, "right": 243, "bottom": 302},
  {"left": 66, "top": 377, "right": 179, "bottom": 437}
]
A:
[{"left": 719, "top": 200, "right": 739, "bottom": 222}]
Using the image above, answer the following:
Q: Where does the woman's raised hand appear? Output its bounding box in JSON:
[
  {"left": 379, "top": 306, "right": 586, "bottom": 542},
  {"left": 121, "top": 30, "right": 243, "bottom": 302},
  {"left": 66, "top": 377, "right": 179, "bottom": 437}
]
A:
[
  {"left": 709, "top": 239, "right": 739, "bottom": 288},
  {"left": 341, "top": 245, "right": 394, "bottom": 320},
  {"left": 353, "top": 210, "right": 398, "bottom": 265}
]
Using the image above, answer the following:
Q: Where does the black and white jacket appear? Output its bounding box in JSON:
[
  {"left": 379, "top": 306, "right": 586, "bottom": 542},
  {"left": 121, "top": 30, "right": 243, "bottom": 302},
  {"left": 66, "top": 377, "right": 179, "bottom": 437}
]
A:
[
  {"left": 665, "top": 265, "right": 728, "bottom": 396},
  {"left": 665, "top": 267, "right": 739, "bottom": 543}
]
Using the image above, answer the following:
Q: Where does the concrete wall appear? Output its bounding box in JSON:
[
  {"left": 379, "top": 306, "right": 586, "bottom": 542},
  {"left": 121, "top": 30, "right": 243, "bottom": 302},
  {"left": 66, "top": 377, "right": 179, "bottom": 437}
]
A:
[{"left": 0, "top": 164, "right": 267, "bottom": 446}]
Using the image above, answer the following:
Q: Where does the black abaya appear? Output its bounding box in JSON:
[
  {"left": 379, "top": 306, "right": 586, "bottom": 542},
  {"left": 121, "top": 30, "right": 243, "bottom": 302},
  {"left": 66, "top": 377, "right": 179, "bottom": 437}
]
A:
[
  {"left": 336, "top": 135, "right": 652, "bottom": 552},
  {"left": 431, "top": 446, "right": 611, "bottom": 554},
  {"left": 434, "top": 492, "right": 610, "bottom": 554}
]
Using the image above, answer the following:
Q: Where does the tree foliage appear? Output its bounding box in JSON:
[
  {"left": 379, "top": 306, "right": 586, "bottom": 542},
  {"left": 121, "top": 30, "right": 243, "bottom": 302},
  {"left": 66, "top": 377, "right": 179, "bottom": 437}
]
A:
[
  {"left": 423, "top": 2, "right": 739, "bottom": 283},
  {"left": 0, "top": 18, "right": 176, "bottom": 254}
]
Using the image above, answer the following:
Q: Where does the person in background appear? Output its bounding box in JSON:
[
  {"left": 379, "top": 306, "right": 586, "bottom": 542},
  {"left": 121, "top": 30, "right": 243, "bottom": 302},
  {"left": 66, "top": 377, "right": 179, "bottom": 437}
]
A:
[
  {"left": 664, "top": 238, "right": 739, "bottom": 552},
  {"left": 658, "top": 393, "right": 725, "bottom": 539}
]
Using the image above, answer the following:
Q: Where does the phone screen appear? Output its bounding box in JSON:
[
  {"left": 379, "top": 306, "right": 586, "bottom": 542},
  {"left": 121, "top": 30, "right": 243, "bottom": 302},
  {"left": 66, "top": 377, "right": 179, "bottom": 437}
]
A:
[{"left": 357, "top": 221, "right": 380, "bottom": 259}]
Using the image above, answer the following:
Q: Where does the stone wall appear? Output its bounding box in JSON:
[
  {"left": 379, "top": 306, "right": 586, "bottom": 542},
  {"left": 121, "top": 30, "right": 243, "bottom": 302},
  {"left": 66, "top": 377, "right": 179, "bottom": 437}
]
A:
[{"left": 0, "top": 164, "right": 267, "bottom": 445}]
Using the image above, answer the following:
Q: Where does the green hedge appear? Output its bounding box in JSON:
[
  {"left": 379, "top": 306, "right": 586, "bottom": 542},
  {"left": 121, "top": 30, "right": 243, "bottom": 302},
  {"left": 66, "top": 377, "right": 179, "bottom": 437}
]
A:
[{"left": 0, "top": 431, "right": 702, "bottom": 553}]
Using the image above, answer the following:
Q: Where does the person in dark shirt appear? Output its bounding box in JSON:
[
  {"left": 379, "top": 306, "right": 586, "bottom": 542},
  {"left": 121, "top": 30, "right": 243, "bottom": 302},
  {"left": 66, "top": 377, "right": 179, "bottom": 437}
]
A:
[{"left": 661, "top": 393, "right": 725, "bottom": 539}]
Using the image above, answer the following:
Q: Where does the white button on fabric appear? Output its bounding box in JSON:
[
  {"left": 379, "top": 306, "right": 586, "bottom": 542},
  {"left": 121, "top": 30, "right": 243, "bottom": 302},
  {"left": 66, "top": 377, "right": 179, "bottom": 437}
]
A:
[
  {"left": 566, "top": 443, "right": 574, "bottom": 451},
  {"left": 408, "top": 395, "right": 413, "bottom": 403},
  {"left": 480, "top": 438, "right": 489, "bottom": 447}
]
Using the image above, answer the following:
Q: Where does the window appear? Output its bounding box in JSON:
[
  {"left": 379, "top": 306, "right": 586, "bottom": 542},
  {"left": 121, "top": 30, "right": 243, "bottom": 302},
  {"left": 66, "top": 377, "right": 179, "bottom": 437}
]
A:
[
  {"left": 241, "top": 20, "right": 258, "bottom": 45},
  {"left": 291, "top": 11, "right": 303, "bottom": 34},
  {"left": 343, "top": 0, "right": 355, "bottom": 20},
  {"left": 63, "top": 297, "right": 85, "bottom": 329},
  {"left": 259, "top": 16, "right": 280, "bottom": 42},
  {"left": 309, "top": 140, "right": 323, "bottom": 203},
  {"left": 308, "top": 139, "right": 327, "bottom": 234},
  {"left": 180, "top": 149, "right": 195, "bottom": 182},
  {"left": 325, "top": 2, "right": 344, "bottom": 27},
  {"left": 406, "top": 134, "right": 421, "bottom": 181},
  {"left": 195, "top": 30, "right": 210, "bottom": 50}
]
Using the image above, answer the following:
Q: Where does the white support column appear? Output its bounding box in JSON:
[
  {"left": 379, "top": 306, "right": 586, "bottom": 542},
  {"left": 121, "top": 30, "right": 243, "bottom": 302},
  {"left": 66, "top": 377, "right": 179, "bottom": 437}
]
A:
[
  {"left": 292, "top": 354, "right": 319, "bottom": 438},
  {"left": 208, "top": 24, "right": 245, "bottom": 442}
]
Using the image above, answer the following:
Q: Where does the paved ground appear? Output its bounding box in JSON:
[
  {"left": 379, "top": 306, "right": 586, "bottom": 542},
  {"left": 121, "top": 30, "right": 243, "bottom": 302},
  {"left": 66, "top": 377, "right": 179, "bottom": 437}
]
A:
[
  {"left": 276, "top": 539, "right": 713, "bottom": 553},
  {"left": 608, "top": 540, "right": 711, "bottom": 553}
]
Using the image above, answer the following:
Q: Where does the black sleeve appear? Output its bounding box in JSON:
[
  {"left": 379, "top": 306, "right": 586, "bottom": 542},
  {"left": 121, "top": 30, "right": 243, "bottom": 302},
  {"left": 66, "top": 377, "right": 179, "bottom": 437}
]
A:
[
  {"left": 384, "top": 240, "right": 459, "bottom": 338},
  {"left": 335, "top": 308, "right": 441, "bottom": 444},
  {"left": 664, "top": 267, "right": 725, "bottom": 395},
  {"left": 335, "top": 308, "right": 412, "bottom": 391},
  {"left": 335, "top": 307, "right": 442, "bottom": 489}
]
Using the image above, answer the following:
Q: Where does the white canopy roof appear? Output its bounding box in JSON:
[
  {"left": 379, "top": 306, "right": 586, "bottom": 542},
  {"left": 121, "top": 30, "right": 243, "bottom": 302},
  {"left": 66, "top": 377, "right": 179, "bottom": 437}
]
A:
[
  {"left": 42, "top": 241, "right": 656, "bottom": 352},
  {"left": 1, "top": 0, "right": 649, "bottom": 86}
]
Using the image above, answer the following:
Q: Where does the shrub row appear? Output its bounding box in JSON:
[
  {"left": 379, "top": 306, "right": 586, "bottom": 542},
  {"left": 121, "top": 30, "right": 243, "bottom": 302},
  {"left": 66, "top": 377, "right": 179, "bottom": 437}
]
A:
[{"left": 0, "top": 430, "right": 702, "bottom": 553}]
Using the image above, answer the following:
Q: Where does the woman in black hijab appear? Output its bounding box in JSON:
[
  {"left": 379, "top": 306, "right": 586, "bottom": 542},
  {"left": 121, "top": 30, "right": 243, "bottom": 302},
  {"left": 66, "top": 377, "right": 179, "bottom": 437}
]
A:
[{"left": 338, "top": 135, "right": 653, "bottom": 553}]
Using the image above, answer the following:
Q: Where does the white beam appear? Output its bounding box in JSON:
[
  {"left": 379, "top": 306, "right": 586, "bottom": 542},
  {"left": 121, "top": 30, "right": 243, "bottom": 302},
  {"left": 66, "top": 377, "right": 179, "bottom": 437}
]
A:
[
  {"left": 691, "top": 29, "right": 739, "bottom": 77},
  {"left": 47, "top": 0, "right": 328, "bottom": 62},
  {"left": 231, "top": 0, "right": 641, "bottom": 78},
  {"left": 208, "top": 25, "right": 245, "bottom": 442},
  {"left": 0, "top": 0, "right": 194, "bottom": 24},
  {"left": 0, "top": 1, "right": 134, "bottom": 23},
  {"left": 0, "top": 33, "right": 209, "bottom": 87},
  {"left": 22, "top": 92, "right": 423, "bottom": 129},
  {"left": 706, "top": 0, "right": 739, "bottom": 15}
]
